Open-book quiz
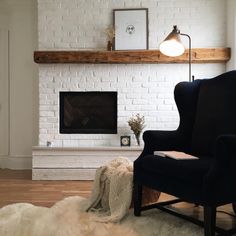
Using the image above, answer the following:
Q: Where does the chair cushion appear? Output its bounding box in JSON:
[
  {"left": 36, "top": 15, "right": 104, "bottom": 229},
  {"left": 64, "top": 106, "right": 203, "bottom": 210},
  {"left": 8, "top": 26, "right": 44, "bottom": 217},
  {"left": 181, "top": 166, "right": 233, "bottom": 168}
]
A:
[
  {"left": 191, "top": 74, "right": 236, "bottom": 156},
  {"left": 139, "top": 154, "right": 215, "bottom": 184}
]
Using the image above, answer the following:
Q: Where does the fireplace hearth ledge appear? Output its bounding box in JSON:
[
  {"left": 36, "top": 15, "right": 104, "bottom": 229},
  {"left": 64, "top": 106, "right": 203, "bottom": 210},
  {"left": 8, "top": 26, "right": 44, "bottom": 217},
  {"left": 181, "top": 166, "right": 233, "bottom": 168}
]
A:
[{"left": 32, "top": 146, "right": 142, "bottom": 180}]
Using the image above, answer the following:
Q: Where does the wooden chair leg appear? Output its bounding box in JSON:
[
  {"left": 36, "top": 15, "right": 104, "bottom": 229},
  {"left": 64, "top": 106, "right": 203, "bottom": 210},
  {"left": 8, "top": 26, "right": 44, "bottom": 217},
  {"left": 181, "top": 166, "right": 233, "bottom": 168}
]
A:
[
  {"left": 204, "top": 206, "right": 216, "bottom": 236},
  {"left": 134, "top": 183, "right": 142, "bottom": 216}
]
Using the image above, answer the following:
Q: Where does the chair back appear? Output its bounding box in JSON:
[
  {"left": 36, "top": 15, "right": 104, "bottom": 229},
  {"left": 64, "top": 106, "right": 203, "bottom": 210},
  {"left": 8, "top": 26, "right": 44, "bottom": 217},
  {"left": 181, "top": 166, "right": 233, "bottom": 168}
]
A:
[{"left": 190, "top": 71, "right": 236, "bottom": 156}]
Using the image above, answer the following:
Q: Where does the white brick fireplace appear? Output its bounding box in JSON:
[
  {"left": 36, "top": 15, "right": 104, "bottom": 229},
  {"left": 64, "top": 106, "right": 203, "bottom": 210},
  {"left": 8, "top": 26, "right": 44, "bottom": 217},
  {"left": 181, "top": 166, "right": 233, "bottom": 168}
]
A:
[
  {"left": 37, "top": 0, "right": 226, "bottom": 148},
  {"left": 34, "top": 0, "right": 228, "bottom": 179}
]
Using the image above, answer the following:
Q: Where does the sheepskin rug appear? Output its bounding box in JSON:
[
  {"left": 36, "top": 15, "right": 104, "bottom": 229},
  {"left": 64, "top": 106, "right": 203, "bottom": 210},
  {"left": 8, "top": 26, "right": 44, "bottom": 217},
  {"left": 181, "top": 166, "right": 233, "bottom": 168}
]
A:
[{"left": 0, "top": 196, "right": 203, "bottom": 236}]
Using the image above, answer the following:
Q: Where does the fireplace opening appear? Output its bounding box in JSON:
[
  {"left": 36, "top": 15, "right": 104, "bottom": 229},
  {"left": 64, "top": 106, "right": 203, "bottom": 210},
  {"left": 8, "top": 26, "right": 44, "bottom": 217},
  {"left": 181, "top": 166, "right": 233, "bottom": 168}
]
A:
[{"left": 59, "top": 91, "right": 117, "bottom": 134}]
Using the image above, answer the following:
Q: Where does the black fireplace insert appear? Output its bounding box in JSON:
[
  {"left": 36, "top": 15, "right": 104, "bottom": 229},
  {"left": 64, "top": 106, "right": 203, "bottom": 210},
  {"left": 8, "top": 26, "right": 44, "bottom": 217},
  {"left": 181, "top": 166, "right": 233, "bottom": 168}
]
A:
[{"left": 59, "top": 91, "right": 117, "bottom": 134}]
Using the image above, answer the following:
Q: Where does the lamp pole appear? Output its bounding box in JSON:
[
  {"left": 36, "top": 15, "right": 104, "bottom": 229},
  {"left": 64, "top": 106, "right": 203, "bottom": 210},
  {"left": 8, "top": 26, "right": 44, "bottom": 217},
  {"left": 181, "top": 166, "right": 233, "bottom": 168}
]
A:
[{"left": 180, "top": 33, "right": 192, "bottom": 82}]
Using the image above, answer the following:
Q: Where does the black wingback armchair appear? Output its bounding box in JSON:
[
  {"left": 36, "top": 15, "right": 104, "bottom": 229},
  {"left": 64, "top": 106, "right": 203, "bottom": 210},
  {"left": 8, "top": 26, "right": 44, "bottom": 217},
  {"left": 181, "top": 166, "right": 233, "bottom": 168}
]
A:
[{"left": 133, "top": 71, "right": 236, "bottom": 236}]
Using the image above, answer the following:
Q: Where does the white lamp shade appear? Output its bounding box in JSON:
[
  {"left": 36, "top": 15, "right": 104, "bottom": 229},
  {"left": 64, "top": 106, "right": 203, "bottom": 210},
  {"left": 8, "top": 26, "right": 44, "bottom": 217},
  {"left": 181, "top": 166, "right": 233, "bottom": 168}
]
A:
[
  {"left": 159, "top": 39, "right": 185, "bottom": 57},
  {"left": 159, "top": 25, "right": 192, "bottom": 82}
]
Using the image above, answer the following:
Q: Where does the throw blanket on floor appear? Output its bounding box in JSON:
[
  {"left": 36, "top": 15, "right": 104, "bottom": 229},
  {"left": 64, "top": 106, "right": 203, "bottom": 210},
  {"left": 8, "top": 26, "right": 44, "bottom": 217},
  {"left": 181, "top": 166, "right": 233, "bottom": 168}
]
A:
[{"left": 86, "top": 157, "right": 133, "bottom": 223}]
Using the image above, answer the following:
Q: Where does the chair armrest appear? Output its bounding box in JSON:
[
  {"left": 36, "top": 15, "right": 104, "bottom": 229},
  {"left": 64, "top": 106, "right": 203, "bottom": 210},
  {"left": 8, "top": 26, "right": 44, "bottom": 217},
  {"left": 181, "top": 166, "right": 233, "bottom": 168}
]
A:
[
  {"left": 215, "top": 134, "right": 236, "bottom": 165},
  {"left": 138, "top": 129, "right": 189, "bottom": 158},
  {"left": 134, "top": 129, "right": 189, "bottom": 182},
  {"left": 203, "top": 135, "right": 236, "bottom": 197},
  {"left": 205, "top": 135, "right": 236, "bottom": 179}
]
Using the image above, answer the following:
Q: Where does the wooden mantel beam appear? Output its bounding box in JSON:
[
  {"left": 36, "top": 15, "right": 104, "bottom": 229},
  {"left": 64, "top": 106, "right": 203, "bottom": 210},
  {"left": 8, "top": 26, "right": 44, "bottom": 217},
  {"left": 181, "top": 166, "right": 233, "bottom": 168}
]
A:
[{"left": 34, "top": 48, "right": 230, "bottom": 64}]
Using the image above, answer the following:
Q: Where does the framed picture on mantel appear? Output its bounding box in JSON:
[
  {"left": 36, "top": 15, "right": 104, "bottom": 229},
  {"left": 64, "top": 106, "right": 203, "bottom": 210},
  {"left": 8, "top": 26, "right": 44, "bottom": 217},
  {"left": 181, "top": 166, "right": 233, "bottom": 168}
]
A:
[{"left": 113, "top": 8, "right": 149, "bottom": 50}]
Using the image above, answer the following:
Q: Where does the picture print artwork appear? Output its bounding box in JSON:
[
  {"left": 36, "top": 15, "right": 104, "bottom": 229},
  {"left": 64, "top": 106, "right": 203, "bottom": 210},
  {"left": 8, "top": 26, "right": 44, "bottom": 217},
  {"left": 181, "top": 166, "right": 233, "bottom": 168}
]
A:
[{"left": 113, "top": 8, "right": 149, "bottom": 50}]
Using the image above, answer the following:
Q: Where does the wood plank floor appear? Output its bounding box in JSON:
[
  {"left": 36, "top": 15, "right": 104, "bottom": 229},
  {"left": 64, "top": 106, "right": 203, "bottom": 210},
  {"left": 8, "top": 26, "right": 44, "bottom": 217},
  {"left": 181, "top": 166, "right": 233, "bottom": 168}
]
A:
[
  {"left": 0, "top": 169, "right": 236, "bottom": 231},
  {"left": 0, "top": 169, "right": 93, "bottom": 207}
]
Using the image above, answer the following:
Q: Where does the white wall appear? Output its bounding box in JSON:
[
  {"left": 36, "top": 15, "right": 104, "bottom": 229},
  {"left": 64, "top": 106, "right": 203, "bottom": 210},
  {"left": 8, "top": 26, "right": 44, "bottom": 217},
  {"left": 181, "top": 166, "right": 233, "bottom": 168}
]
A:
[
  {"left": 227, "top": 0, "right": 236, "bottom": 70},
  {"left": 38, "top": 0, "right": 227, "bottom": 148},
  {"left": 0, "top": 29, "right": 9, "bottom": 157},
  {"left": 0, "top": 0, "right": 38, "bottom": 169}
]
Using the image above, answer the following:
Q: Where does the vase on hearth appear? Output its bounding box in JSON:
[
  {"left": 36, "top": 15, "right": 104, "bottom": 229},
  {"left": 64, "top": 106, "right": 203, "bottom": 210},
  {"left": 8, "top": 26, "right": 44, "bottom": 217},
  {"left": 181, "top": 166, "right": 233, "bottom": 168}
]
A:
[
  {"left": 134, "top": 132, "right": 141, "bottom": 146},
  {"left": 128, "top": 114, "right": 145, "bottom": 146}
]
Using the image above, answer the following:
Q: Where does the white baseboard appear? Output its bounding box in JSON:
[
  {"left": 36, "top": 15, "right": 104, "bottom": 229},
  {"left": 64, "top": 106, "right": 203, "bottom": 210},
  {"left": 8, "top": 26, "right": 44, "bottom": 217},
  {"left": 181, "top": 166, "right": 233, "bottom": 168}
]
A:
[{"left": 0, "top": 155, "right": 32, "bottom": 169}]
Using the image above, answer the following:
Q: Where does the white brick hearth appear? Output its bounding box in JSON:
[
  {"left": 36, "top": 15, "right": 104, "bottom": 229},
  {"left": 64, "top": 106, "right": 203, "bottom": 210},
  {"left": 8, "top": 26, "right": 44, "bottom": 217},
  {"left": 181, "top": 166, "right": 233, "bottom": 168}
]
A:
[
  {"left": 35, "top": 0, "right": 227, "bottom": 179},
  {"left": 32, "top": 146, "right": 142, "bottom": 180}
]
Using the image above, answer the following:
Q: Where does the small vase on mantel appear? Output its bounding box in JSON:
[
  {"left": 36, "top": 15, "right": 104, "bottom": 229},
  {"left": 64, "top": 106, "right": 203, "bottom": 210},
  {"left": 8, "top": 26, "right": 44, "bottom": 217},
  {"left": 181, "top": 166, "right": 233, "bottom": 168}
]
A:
[{"left": 107, "top": 40, "right": 113, "bottom": 51}]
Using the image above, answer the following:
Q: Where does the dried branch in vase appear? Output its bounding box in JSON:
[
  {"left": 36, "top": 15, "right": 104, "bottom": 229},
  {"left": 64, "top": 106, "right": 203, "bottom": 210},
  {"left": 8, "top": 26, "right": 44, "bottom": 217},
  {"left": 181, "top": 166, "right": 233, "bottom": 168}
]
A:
[
  {"left": 104, "top": 25, "right": 115, "bottom": 42},
  {"left": 128, "top": 114, "right": 145, "bottom": 145},
  {"left": 104, "top": 25, "right": 115, "bottom": 51}
]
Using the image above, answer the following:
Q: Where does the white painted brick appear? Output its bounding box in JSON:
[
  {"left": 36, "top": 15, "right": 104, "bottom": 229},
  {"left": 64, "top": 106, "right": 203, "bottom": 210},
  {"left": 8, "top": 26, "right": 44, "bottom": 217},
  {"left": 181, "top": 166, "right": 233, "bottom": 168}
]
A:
[
  {"left": 164, "top": 99, "right": 175, "bottom": 105},
  {"left": 148, "top": 98, "right": 160, "bottom": 105},
  {"left": 47, "top": 127, "right": 58, "bottom": 133},
  {"left": 132, "top": 99, "right": 149, "bottom": 105},
  {"left": 78, "top": 82, "right": 94, "bottom": 89},
  {"left": 39, "top": 105, "right": 57, "bottom": 111},
  {"left": 40, "top": 111, "right": 55, "bottom": 117},
  {"left": 101, "top": 77, "right": 117, "bottom": 82},
  {"left": 132, "top": 88, "right": 149, "bottom": 93},
  {"left": 39, "top": 123, "right": 54, "bottom": 129},
  {"left": 144, "top": 116, "right": 157, "bottom": 123},
  {"left": 142, "top": 82, "right": 158, "bottom": 88},
  {"left": 63, "top": 140, "right": 79, "bottom": 147},
  {"left": 128, "top": 82, "right": 142, "bottom": 88},
  {"left": 47, "top": 117, "right": 58, "bottom": 123},
  {"left": 141, "top": 93, "right": 157, "bottom": 99},
  {"left": 118, "top": 99, "right": 132, "bottom": 105},
  {"left": 51, "top": 140, "right": 63, "bottom": 147},
  {"left": 132, "top": 75, "right": 145, "bottom": 82},
  {"left": 37, "top": 0, "right": 227, "bottom": 147},
  {"left": 94, "top": 82, "right": 111, "bottom": 89},
  {"left": 126, "top": 93, "right": 142, "bottom": 99},
  {"left": 148, "top": 111, "right": 159, "bottom": 117},
  {"left": 111, "top": 82, "right": 127, "bottom": 89},
  {"left": 39, "top": 88, "right": 54, "bottom": 94},
  {"left": 86, "top": 87, "right": 102, "bottom": 92},
  {"left": 158, "top": 93, "right": 173, "bottom": 99},
  {"left": 78, "top": 140, "right": 95, "bottom": 147},
  {"left": 62, "top": 83, "right": 79, "bottom": 89},
  {"left": 40, "top": 129, "right": 48, "bottom": 134},
  {"left": 94, "top": 140, "right": 111, "bottom": 146}
]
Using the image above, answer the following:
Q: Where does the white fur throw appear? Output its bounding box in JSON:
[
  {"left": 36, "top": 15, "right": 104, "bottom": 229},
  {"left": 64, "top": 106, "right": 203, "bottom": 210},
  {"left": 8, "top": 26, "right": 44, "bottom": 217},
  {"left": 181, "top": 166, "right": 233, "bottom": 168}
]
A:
[
  {"left": 0, "top": 196, "right": 203, "bottom": 236},
  {"left": 86, "top": 157, "right": 133, "bottom": 223}
]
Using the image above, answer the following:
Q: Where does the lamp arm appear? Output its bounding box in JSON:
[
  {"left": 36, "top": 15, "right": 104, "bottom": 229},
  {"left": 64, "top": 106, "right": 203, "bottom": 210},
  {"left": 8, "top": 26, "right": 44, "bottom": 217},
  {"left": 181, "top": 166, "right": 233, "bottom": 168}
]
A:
[{"left": 180, "top": 33, "right": 192, "bottom": 82}]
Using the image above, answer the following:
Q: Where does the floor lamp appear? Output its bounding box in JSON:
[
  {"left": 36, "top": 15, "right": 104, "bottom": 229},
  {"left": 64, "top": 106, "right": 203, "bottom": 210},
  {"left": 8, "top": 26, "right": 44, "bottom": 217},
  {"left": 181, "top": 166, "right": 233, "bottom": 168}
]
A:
[{"left": 159, "top": 25, "right": 193, "bottom": 82}]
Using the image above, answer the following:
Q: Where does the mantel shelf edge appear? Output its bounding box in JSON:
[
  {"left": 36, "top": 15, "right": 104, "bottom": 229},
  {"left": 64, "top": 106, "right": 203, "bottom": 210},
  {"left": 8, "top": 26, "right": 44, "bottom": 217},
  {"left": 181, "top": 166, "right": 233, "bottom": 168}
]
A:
[{"left": 34, "top": 48, "right": 231, "bottom": 64}]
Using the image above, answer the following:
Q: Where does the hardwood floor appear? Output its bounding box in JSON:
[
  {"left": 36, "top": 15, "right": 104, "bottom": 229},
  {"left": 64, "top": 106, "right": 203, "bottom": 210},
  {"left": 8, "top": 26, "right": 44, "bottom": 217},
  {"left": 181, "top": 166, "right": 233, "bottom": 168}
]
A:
[
  {"left": 0, "top": 169, "right": 93, "bottom": 207},
  {"left": 0, "top": 169, "right": 236, "bottom": 231}
]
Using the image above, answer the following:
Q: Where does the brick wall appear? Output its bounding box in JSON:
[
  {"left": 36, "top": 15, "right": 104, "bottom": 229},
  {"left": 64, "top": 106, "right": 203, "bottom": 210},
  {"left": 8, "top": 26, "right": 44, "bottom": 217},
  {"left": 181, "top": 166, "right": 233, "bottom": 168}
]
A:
[{"left": 37, "top": 0, "right": 227, "bottom": 147}]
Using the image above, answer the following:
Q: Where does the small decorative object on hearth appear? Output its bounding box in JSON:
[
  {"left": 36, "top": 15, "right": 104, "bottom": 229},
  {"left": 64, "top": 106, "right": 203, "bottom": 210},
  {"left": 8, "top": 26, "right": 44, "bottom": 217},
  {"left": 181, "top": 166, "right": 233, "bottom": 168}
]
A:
[
  {"left": 120, "top": 136, "right": 131, "bottom": 147},
  {"left": 128, "top": 113, "right": 145, "bottom": 146},
  {"left": 46, "top": 141, "right": 52, "bottom": 147},
  {"left": 104, "top": 25, "right": 115, "bottom": 51}
]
